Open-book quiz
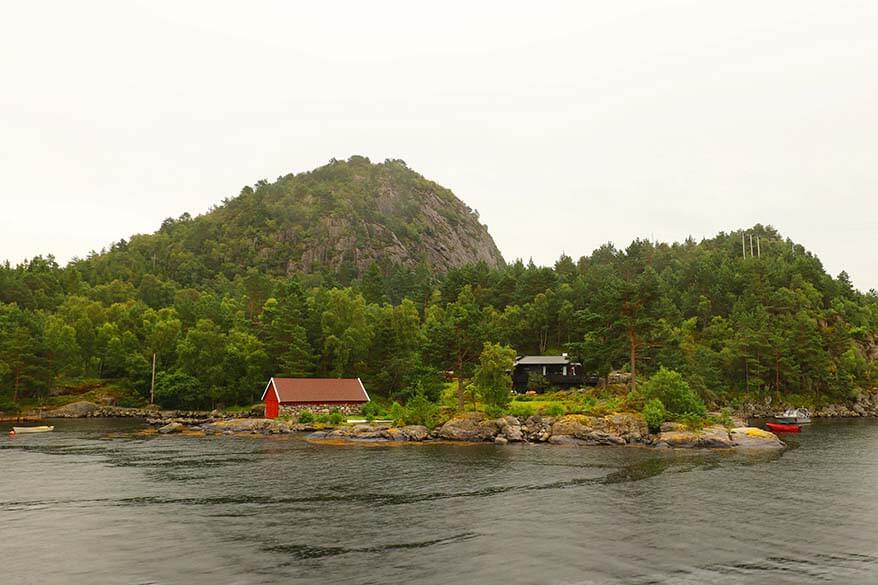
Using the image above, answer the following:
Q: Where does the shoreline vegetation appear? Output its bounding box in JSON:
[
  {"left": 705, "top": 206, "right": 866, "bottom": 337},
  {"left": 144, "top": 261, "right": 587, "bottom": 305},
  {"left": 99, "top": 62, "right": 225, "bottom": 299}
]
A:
[
  {"left": 37, "top": 400, "right": 786, "bottom": 450},
  {"left": 25, "top": 389, "right": 878, "bottom": 450}
]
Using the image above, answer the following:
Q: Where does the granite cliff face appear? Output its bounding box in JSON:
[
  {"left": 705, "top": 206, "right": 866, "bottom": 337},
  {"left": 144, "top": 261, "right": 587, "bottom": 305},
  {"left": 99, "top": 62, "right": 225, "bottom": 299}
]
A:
[
  {"left": 281, "top": 158, "right": 504, "bottom": 274},
  {"left": 112, "top": 156, "right": 504, "bottom": 284}
]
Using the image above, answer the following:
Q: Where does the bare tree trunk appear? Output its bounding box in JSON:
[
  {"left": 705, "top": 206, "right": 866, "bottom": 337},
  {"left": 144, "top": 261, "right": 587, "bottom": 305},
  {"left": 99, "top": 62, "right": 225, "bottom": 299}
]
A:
[
  {"left": 629, "top": 329, "right": 638, "bottom": 393},
  {"left": 744, "top": 358, "right": 749, "bottom": 392},
  {"left": 13, "top": 368, "right": 21, "bottom": 403},
  {"left": 456, "top": 355, "right": 465, "bottom": 411},
  {"left": 150, "top": 352, "right": 157, "bottom": 404},
  {"left": 774, "top": 353, "right": 781, "bottom": 392}
]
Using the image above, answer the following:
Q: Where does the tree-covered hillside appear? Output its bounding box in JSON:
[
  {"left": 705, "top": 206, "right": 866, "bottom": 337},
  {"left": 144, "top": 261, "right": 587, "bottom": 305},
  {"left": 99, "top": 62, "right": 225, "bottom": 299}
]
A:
[
  {"left": 70, "top": 156, "right": 504, "bottom": 289},
  {"left": 1, "top": 216, "right": 876, "bottom": 412}
]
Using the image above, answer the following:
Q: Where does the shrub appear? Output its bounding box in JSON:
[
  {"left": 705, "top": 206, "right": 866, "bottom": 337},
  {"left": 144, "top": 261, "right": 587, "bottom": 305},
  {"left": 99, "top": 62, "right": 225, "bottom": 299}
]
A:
[
  {"left": 679, "top": 412, "right": 706, "bottom": 431},
  {"left": 625, "top": 387, "right": 646, "bottom": 410},
  {"left": 154, "top": 370, "right": 209, "bottom": 410},
  {"left": 717, "top": 407, "right": 734, "bottom": 429},
  {"left": 542, "top": 403, "right": 567, "bottom": 417},
  {"left": 484, "top": 404, "right": 505, "bottom": 418},
  {"left": 473, "top": 342, "right": 516, "bottom": 409},
  {"left": 389, "top": 401, "right": 406, "bottom": 425},
  {"left": 315, "top": 413, "right": 331, "bottom": 424},
  {"left": 507, "top": 402, "right": 535, "bottom": 418},
  {"left": 360, "top": 401, "right": 384, "bottom": 421},
  {"left": 404, "top": 392, "right": 439, "bottom": 428},
  {"left": 328, "top": 411, "right": 344, "bottom": 425},
  {"left": 642, "top": 398, "right": 667, "bottom": 433},
  {"left": 574, "top": 395, "right": 597, "bottom": 415},
  {"left": 297, "top": 410, "right": 315, "bottom": 424},
  {"left": 643, "top": 367, "right": 706, "bottom": 418},
  {"left": 0, "top": 397, "right": 19, "bottom": 413}
]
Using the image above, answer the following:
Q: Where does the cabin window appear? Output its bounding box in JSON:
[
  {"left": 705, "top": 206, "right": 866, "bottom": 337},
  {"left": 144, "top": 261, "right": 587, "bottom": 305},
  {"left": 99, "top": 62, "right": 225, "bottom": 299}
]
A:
[
  {"left": 563, "top": 366, "right": 567, "bottom": 376},
  {"left": 542, "top": 366, "right": 546, "bottom": 375}
]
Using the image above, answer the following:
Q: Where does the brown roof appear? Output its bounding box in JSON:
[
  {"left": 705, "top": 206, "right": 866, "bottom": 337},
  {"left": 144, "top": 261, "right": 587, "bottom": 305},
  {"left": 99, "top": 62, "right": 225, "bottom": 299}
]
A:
[{"left": 262, "top": 377, "right": 370, "bottom": 403}]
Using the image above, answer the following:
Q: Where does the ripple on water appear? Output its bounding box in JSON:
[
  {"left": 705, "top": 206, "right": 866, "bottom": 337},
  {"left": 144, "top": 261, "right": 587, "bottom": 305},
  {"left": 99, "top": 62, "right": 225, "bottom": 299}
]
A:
[{"left": 2, "top": 418, "right": 878, "bottom": 585}]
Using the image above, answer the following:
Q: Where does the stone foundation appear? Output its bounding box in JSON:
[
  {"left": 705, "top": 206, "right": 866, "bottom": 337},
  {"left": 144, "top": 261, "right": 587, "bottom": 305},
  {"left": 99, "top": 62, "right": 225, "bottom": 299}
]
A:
[{"left": 279, "top": 403, "right": 364, "bottom": 417}]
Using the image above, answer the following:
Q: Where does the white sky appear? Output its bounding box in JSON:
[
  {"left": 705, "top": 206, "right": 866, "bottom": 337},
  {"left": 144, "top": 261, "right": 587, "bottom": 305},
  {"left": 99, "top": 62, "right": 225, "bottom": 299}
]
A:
[{"left": 2, "top": 1, "right": 877, "bottom": 290}]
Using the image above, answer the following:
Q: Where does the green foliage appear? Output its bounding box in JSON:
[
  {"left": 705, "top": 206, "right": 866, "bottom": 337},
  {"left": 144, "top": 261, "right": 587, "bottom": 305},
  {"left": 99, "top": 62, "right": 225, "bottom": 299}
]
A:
[
  {"left": 388, "top": 401, "right": 406, "bottom": 425},
  {"left": 717, "top": 407, "right": 734, "bottom": 429},
  {"left": 297, "top": 410, "right": 315, "bottom": 424},
  {"left": 484, "top": 404, "right": 505, "bottom": 418},
  {"left": 642, "top": 398, "right": 667, "bottom": 433},
  {"left": 154, "top": 370, "right": 208, "bottom": 410},
  {"left": 403, "top": 391, "right": 439, "bottom": 428},
  {"left": 360, "top": 401, "right": 385, "bottom": 421},
  {"left": 473, "top": 342, "right": 516, "bottom": 409},
  {"left": 542, "top": 403, "right": 567, "bottom": 417},
  {"left": 2, "top": 214, "right": 877, "bottom": 415},
  {"left": 643, "top": 367, "right": 707, "bottom": 417},
  {"left": 328, "top": 411, "right": 344, "bottom": 425},
  {"left": 679, "top": 412, "right": 707, "bottom": 431},
  {"left": 507, "top": 402, "right": 536, "bottom": 417}
]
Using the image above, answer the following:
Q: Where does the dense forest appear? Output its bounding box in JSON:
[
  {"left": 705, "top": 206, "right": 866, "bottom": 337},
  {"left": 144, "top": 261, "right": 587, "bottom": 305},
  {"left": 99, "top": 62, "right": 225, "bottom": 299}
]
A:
[
  {"left": 69, "top": 156, "right": 503, "bottom": 288},
  {"left": 2, "top": 219, "right": 876, "bottom": 412}
]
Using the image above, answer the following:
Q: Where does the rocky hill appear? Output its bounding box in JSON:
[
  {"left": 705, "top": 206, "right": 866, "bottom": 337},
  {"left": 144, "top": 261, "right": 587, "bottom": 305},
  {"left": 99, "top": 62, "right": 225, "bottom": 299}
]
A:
[{"left": 78, "top": 156, "right": 504, "bottom": 285}]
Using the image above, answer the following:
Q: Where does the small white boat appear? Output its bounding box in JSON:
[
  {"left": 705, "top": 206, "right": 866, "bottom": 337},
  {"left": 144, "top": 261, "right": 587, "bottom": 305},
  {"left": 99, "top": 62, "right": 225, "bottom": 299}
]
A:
[
  {"left": 774, "top": 408, "right": 811, "bottom": 424},
  {"left": 11, "top": 425, "right": 54, "bottom": 434}
]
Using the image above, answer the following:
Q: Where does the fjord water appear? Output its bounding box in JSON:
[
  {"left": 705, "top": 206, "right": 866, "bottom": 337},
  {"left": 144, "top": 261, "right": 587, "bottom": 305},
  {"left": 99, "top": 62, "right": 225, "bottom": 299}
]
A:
[{"left": 2, "top": 420, "right": 877, "bottom": 585}]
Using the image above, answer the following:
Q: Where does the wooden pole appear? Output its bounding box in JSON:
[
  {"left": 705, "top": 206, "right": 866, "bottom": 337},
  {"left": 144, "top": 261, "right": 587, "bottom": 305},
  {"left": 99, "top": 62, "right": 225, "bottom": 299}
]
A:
[
  {"left": 757, "top": 236, "right": 761, "bottom": 258},
  {"left": 750, "top": 234, "right": 754, "bottom": 257},
  {"left": 150, "top": 352, "right": 157, "bottom": 404},
  {"left": 742, "top": 234, "right": 746, "bottom": 257}
]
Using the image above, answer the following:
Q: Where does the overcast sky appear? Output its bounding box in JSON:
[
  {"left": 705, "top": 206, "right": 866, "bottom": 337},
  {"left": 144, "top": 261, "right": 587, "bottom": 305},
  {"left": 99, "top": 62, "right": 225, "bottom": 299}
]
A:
[{"left": 2, "top": 1, "right": 877, "bottom": 290}]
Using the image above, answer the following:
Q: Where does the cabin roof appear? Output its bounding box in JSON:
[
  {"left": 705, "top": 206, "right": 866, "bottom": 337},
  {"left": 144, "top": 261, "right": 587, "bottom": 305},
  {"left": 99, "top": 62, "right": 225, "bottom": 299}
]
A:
[
  {"left": 514, "top": 355, "right": 580, "bottom": 366},
  {"left": 261, "top": 377, "right": 370, "bottom": 403}
]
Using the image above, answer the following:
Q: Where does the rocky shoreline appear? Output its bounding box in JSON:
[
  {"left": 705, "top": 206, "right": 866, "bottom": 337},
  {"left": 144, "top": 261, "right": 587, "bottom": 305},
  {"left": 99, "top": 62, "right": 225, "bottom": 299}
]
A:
[
  {"left": 149, "top": 411, "right": 784, "bottom": 450},
  {"left": 739, "top": 390, "right": 878, "bottom": 419},
  {"left": 42, "top": 400, "right": 263, "bottom": 424},
  {"left": 35, "top": 396, "right": 878, "bottom": 449}
]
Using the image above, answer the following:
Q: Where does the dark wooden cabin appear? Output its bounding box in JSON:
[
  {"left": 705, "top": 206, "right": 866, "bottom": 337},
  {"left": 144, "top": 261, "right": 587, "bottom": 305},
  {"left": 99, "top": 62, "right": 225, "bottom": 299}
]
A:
[{"left": 512, "top": 355, "right": 584, "bottom": 393}]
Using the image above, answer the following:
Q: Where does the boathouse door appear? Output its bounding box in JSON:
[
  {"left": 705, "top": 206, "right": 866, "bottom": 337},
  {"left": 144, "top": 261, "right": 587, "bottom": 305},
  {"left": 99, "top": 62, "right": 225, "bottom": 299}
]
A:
[{"left": 265, "top": 385, "right": 279, "bottom": 419}]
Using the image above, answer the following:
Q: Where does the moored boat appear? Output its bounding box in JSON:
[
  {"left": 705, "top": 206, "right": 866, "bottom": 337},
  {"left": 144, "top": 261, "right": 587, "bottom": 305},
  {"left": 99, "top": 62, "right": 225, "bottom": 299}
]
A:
[
  {"left": 774, "top": 407, "right": 811, "bottom": 424},
  {"left": 766, "top": 422, "right": 801, "bottom": 433},
  {"left": 10, "top": 425, "right": 54, "bottom": 434}
]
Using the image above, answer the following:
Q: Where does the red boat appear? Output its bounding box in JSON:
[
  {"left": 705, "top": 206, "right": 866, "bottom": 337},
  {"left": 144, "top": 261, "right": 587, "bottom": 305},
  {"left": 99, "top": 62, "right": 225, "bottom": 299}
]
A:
[{"left": 766, "top": 422, "right": 801, "bottom": 433}]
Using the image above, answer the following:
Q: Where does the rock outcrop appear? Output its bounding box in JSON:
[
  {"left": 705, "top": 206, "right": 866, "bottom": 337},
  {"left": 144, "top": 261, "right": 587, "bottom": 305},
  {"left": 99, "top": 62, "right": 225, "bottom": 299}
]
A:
[
  {"left": 737, "top": 389, "right": 878, "bottom": 419},
  {"left": 547, "top": 414, "right": 646, "bottom": 446},
  {"left": 308, "top": 424, "right": 429, "bottom": 442},
  {"left": 655, "top": 425, "right": 734, "bottom": 449},
  {"left": 435, "top": 413, "right": 504, "bottom": 442},
  {"left": 729, "top": 427, "right": 786, "bottom": 449},
  {"left": 158, "top": 422, "right": 184, "bottom": 434}
]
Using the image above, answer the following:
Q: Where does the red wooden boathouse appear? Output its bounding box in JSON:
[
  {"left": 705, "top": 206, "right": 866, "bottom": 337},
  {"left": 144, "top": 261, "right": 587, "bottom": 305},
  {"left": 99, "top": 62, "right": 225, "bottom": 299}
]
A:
[{"left": 261, "top": 377, "right": 370, "bottom": 419}]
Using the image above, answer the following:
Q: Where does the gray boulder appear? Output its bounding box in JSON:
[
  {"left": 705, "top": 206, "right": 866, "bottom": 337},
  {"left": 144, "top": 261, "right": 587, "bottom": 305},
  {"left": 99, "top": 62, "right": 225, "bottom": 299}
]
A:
[
  {"left": 158, "top": 422, "right": 184, "bottom": 434},
  {"left": 436, "top": 413, "right": 500, "bottom": 442},
  {"left": 400, "top": 425, "right": 429, "bottom": 441}
]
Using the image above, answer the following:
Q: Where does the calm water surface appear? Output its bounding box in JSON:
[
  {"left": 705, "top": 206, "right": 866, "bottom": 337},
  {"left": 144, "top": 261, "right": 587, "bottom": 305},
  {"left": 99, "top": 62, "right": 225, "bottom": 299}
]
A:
[{"left": 1, "top": 418, "right": 877, "bottom": 585}]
